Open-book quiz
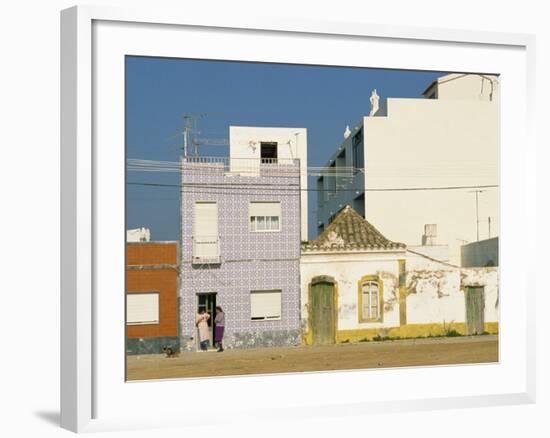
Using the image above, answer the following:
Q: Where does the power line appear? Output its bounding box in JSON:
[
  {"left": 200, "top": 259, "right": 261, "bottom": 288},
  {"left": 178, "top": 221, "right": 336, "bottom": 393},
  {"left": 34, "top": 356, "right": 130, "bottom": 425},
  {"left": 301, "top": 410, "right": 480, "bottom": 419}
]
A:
[
  {"left": 128, "top": 158, "right": 498, "bottom": 178},
  {"left": 128, "top": 181, "right": 499, "bottom": 192}
]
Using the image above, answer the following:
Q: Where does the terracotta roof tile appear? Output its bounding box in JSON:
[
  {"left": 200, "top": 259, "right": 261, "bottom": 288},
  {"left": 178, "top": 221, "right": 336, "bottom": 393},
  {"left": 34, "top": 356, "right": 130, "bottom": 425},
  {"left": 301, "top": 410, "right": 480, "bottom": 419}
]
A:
[{"left": 303, "top": 205, "right": 406, "bottom": 252}]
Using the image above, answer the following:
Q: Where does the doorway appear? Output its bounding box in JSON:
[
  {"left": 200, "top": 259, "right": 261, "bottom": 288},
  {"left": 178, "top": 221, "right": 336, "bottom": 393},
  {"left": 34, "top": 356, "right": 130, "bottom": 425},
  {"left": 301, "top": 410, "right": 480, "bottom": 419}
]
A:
[
  {"left": 310, "top": 279, "right": 336, "bottom": 345},
  {"left": 260, "top": 142, "right": 278, "bottom": 163},
  {"left": 465, "top": 286, "right": 485, "bottom": 335},
  {"left": 196, "top": 293, "right": 217, "bottom": 348}
]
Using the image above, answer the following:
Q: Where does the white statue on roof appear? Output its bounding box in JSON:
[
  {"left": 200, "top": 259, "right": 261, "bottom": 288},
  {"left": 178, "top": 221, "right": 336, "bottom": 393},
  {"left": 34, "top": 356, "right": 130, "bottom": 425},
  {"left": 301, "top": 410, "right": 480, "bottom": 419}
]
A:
[
  {"left": 369, "top": 89, "right": 379, "bottom": 117},
  {"left": 343, "top": 125, "right": 351, "bottom": 139}
]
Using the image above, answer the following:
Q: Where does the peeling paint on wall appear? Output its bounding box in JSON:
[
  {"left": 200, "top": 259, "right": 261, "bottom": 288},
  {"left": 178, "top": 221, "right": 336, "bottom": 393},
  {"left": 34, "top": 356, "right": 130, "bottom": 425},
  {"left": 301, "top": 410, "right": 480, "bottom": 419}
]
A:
[
  {"left": 300, "top": 249, "right": 498, "bottom": 343},
  {"left": 406, "top": 269, "right": 453, "bottom": 298}
]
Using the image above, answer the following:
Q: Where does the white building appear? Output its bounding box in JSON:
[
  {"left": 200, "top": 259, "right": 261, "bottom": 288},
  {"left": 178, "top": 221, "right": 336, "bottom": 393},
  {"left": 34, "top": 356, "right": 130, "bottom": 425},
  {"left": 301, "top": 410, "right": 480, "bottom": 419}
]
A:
[
  {"left": 408, "top": 223, "right": 450, "bottom": 262},
  {"left": 316, "top": 73, "right": 500, "bottom": 265},
  {"left": 301, "top": 206, "right": 498, "bottom": 344},
  {"left": 126, "top": 227, "right": 151, "bottom": 242},
  {"left": 229, "top": 126, "right": 308, "bottom": 240}
]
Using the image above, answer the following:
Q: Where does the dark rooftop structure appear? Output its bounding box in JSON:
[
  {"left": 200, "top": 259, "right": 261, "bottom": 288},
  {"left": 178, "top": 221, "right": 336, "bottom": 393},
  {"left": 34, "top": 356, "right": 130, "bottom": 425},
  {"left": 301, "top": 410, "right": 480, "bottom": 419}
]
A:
[
  {"left": 461, "top": 237, "right": 499, "bottom": 267},
  {"left": 302, "top": 205, "right": 406, "bottom": 252}
]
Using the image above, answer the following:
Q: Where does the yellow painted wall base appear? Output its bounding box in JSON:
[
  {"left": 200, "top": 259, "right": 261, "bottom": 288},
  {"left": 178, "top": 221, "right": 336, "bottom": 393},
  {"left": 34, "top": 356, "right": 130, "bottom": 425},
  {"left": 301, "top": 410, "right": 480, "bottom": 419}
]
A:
[{"left": 303, "top": 322, "right": 498, "bottom": 345}]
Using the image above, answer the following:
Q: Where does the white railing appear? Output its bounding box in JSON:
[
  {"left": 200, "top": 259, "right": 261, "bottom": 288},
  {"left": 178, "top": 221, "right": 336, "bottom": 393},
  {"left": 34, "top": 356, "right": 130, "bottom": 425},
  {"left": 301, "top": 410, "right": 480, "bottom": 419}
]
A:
[
  {"left": 127, "top": 158, "right": 360, "bottom": 176},
  {"left": 183, "top": 156, "right": 298, "bottom": 165},
  {"left": 192, "top": 235, "right": 220, "bottom": 264}
]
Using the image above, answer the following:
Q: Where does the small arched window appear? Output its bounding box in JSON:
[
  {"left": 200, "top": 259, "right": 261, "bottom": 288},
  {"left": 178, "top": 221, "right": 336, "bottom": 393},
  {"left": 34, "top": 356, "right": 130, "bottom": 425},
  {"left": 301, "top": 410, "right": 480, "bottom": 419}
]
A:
[{"left": 359, "top": 277, "right": 382, "bottom": 322}]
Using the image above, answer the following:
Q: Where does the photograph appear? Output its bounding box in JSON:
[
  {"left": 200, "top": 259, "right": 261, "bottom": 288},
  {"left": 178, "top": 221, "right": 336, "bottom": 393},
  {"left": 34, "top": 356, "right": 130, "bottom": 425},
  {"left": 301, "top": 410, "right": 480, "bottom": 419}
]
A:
[{"left": 125, "top": 57, "right": 500, "bottom": 381}]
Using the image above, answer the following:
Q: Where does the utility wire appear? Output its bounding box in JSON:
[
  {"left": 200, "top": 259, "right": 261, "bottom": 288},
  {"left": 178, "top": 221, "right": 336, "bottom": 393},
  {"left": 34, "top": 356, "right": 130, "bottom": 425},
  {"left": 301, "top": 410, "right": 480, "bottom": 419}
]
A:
[
  {"left": 127, "top": 181, "right": 499, "bottom": 192},
  {"left": 127, "top": 158, "right": 498, "bottom": 178}
]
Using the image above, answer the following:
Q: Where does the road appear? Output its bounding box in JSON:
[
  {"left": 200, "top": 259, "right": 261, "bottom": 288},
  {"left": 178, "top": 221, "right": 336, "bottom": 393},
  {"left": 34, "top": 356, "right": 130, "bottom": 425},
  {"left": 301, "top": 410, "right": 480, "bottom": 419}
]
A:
[{"left": 126, "top": 335, "right": 498, "bottom": 381}]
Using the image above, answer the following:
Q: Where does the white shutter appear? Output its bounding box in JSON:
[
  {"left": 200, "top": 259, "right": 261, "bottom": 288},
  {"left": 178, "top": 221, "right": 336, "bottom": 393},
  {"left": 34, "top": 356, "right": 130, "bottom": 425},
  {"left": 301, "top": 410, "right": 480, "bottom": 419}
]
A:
[
  {"left": 127, "top": 293, "right": 159, "bottom": 325},
  {"left": 249, "top": 202, "right": 281, "bottom": 217},
  {"left": 194, "top": 202, "right": 219, "bottom": 258},
  {"left": 194, "top": 202, "right": 218, "bottom": 236},
  {"left": 251, "top": 290, "right": 282, "bottom": 320}
]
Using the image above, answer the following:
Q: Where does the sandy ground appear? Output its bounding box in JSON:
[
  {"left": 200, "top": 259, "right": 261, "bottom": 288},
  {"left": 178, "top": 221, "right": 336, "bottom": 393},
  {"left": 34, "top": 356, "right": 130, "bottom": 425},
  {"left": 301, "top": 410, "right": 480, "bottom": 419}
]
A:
[{"left": 126, "top": 335, "right": 498, "bottom": 381}]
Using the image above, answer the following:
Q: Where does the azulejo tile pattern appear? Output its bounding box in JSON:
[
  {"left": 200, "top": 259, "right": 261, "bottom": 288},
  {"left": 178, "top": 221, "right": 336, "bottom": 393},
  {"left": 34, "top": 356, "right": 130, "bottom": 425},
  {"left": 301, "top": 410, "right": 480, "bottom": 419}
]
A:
[{"left": 180, "top": 162, "right": 301, "bottom": 350}]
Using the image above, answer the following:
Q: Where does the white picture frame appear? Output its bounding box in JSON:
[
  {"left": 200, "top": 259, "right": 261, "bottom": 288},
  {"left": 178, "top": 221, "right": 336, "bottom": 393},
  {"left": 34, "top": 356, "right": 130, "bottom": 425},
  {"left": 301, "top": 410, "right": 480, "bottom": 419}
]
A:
[{"left": 60, "top": 4, "right": 536, "bottom": 433}]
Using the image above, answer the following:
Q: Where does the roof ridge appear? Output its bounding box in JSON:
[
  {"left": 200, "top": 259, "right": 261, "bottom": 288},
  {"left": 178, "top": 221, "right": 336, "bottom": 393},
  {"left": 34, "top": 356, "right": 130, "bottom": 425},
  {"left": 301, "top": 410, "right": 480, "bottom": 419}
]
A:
[{"left": 304, "top": 205, "right": 405, "bottom": 251}]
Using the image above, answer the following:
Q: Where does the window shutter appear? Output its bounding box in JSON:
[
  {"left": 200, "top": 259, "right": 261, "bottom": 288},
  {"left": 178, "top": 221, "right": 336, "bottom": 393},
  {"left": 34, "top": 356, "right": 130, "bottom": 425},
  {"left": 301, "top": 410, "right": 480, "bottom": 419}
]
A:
[
  {"left": 194, "top": 202, "right": 218, "bottom": 236},
  {"left": 194, "top": 202, "right": 219, "bottom": 258},
  {"left": 127, "top": 293, "right": 159, "bottom": 325},
  {"left": 249, "top": 202, "right": 281, "bottom": 217},
  {"left": 251, "top": 291, "right": 282, "bottom": 319}
]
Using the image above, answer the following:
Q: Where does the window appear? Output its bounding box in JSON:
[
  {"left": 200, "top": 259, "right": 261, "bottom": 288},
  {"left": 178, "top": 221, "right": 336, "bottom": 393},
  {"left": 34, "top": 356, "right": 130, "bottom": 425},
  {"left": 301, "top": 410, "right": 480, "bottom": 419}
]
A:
[
  {"left": 317, "top": 176, "right": 325, "bottom": 204},
  {"left": 336, "top": 149, "right": 346, "bottom": 190},
  {"left": 358, "top": 276, "right": 383, "bottom": 322},
  {"left": 327, "top": 162, "right": 336, "bottom": 198},
  {"left": 249, "top": 202, "right": 281, "bottom": 232},
  {"left": 126, "top": 293, "right": 160, "bottom": 325},
  {"left": 353, "top": 193, "right": 365, "bottom": 217},
  {"left": 250, "top": 290, "right": 282, "bottom": 320},
  {"left": 193, "top": 202, "right": 220, "bottom": 262},
  {"left": 260, "top": 142, "right": 278, "bottom": 163},
  {"left": 352, "top": 128, "right": 364, "bottom": 171}
]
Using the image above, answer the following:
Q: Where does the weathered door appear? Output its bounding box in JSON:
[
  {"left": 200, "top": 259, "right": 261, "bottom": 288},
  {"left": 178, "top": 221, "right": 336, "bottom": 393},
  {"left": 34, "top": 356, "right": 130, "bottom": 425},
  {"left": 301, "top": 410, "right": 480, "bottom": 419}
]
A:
[
  {"left": 465, "top": 286, "right": 485, "bottom": 335},
  {"left": 311, "top": 282, "right": 335, "bottom": 345}
]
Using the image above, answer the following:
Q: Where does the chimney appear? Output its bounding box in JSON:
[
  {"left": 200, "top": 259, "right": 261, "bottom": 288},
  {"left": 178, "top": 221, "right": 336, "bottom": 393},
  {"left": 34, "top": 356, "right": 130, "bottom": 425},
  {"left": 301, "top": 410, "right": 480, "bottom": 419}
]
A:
[{"left": 422, "top": 224, "right": 437, "bottom": 246}]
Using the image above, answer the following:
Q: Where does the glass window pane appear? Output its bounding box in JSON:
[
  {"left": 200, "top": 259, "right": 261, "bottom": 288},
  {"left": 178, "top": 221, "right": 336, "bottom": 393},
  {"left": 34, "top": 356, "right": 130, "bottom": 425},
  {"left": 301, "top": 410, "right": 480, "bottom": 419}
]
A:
[
  {"left": 362, "top": 287, "right": 369, "bottom": 319},
  {"left": 270, "top": 216, "right": 279, "bottom": 230},
  {"left": 361, "top": 281, "right": 380, "bottom": 319},
  {"left": 257, "top": 216, "right": 266, "bottom": 230}
]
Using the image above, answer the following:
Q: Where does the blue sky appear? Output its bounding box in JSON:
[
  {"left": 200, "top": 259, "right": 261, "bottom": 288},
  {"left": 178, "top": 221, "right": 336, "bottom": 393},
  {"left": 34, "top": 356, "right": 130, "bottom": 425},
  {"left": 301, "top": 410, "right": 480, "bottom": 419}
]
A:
[{"left": 126, "top": 57, "right": 444, "bottom": 240}]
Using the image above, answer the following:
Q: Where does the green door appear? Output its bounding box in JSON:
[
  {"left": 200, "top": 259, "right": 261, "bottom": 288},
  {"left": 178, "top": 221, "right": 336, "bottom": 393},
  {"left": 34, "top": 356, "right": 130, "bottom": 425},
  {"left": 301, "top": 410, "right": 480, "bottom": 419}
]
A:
[
  {"left": 465, "top": 286, "right": 485, "bottom": 335},
  {"left": 311, "top": 282, "right": 335, "bottom": 345}
]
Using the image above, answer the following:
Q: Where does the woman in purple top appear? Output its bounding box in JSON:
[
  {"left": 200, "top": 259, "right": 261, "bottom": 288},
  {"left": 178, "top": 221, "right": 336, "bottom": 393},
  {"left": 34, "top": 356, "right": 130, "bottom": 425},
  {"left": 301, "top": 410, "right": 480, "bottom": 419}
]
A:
[{"left": 214, "top": 306, "right": 225, "bottom": 352}]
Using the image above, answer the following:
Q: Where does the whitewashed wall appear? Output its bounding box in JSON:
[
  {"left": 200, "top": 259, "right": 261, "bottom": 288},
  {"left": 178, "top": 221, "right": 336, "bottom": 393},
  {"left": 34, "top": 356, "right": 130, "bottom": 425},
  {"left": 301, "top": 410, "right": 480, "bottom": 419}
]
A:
[
  {"left": 300, "top": 250, "right": 404, "bottom": 331},
  {"left": 406, "top": 251, "right": 499, "bottom": 325},
  {"left": 300, "top": 249, "right": 499, "bottom": 334},
  {"left": 362, "top": 76, "right": 499, "bottom": 265},
  {"left": 435, "top": 74, "right": 500, "bottom": 101}
]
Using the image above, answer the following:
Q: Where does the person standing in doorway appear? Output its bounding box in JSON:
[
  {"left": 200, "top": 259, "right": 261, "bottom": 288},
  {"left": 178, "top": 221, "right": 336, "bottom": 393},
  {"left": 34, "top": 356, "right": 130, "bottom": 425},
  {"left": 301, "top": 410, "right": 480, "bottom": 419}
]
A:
[
  {"left": 195, "top": 309, "right": 210, "bottom": 351},
  {"left": 214, "top": 306, "right": 225, "bottom": 352}
]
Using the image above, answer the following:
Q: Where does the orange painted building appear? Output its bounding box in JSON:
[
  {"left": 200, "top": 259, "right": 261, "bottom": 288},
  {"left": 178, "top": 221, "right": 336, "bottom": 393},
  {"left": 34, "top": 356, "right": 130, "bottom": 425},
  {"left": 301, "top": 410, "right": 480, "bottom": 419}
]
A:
[{"left": 126, "top": 241, "right": 179, "bottom": 354}]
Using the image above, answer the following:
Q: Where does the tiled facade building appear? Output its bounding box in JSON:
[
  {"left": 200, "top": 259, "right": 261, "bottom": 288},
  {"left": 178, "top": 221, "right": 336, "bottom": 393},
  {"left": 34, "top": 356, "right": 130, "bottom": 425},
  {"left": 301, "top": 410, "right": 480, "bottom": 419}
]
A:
[{"left": 179, "top": 126, "right": 308, "bottom": 350}]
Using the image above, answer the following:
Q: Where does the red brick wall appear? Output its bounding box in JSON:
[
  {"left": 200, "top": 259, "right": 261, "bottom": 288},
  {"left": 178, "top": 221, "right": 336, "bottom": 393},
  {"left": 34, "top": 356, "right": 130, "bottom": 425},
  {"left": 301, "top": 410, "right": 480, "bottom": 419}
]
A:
[
  {"left": 127, "top": 242, "right": 177, "bottom": 265},
  {"left": 126, "top": 242, "right": 178, "bottom": 339}
]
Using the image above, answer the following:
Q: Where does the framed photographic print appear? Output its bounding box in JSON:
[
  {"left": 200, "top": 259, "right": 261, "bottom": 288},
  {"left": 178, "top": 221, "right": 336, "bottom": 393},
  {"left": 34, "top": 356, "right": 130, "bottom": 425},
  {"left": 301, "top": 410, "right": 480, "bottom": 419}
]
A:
[{"left": 61, "top": 4, "right": 536, "bottom": 433}]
